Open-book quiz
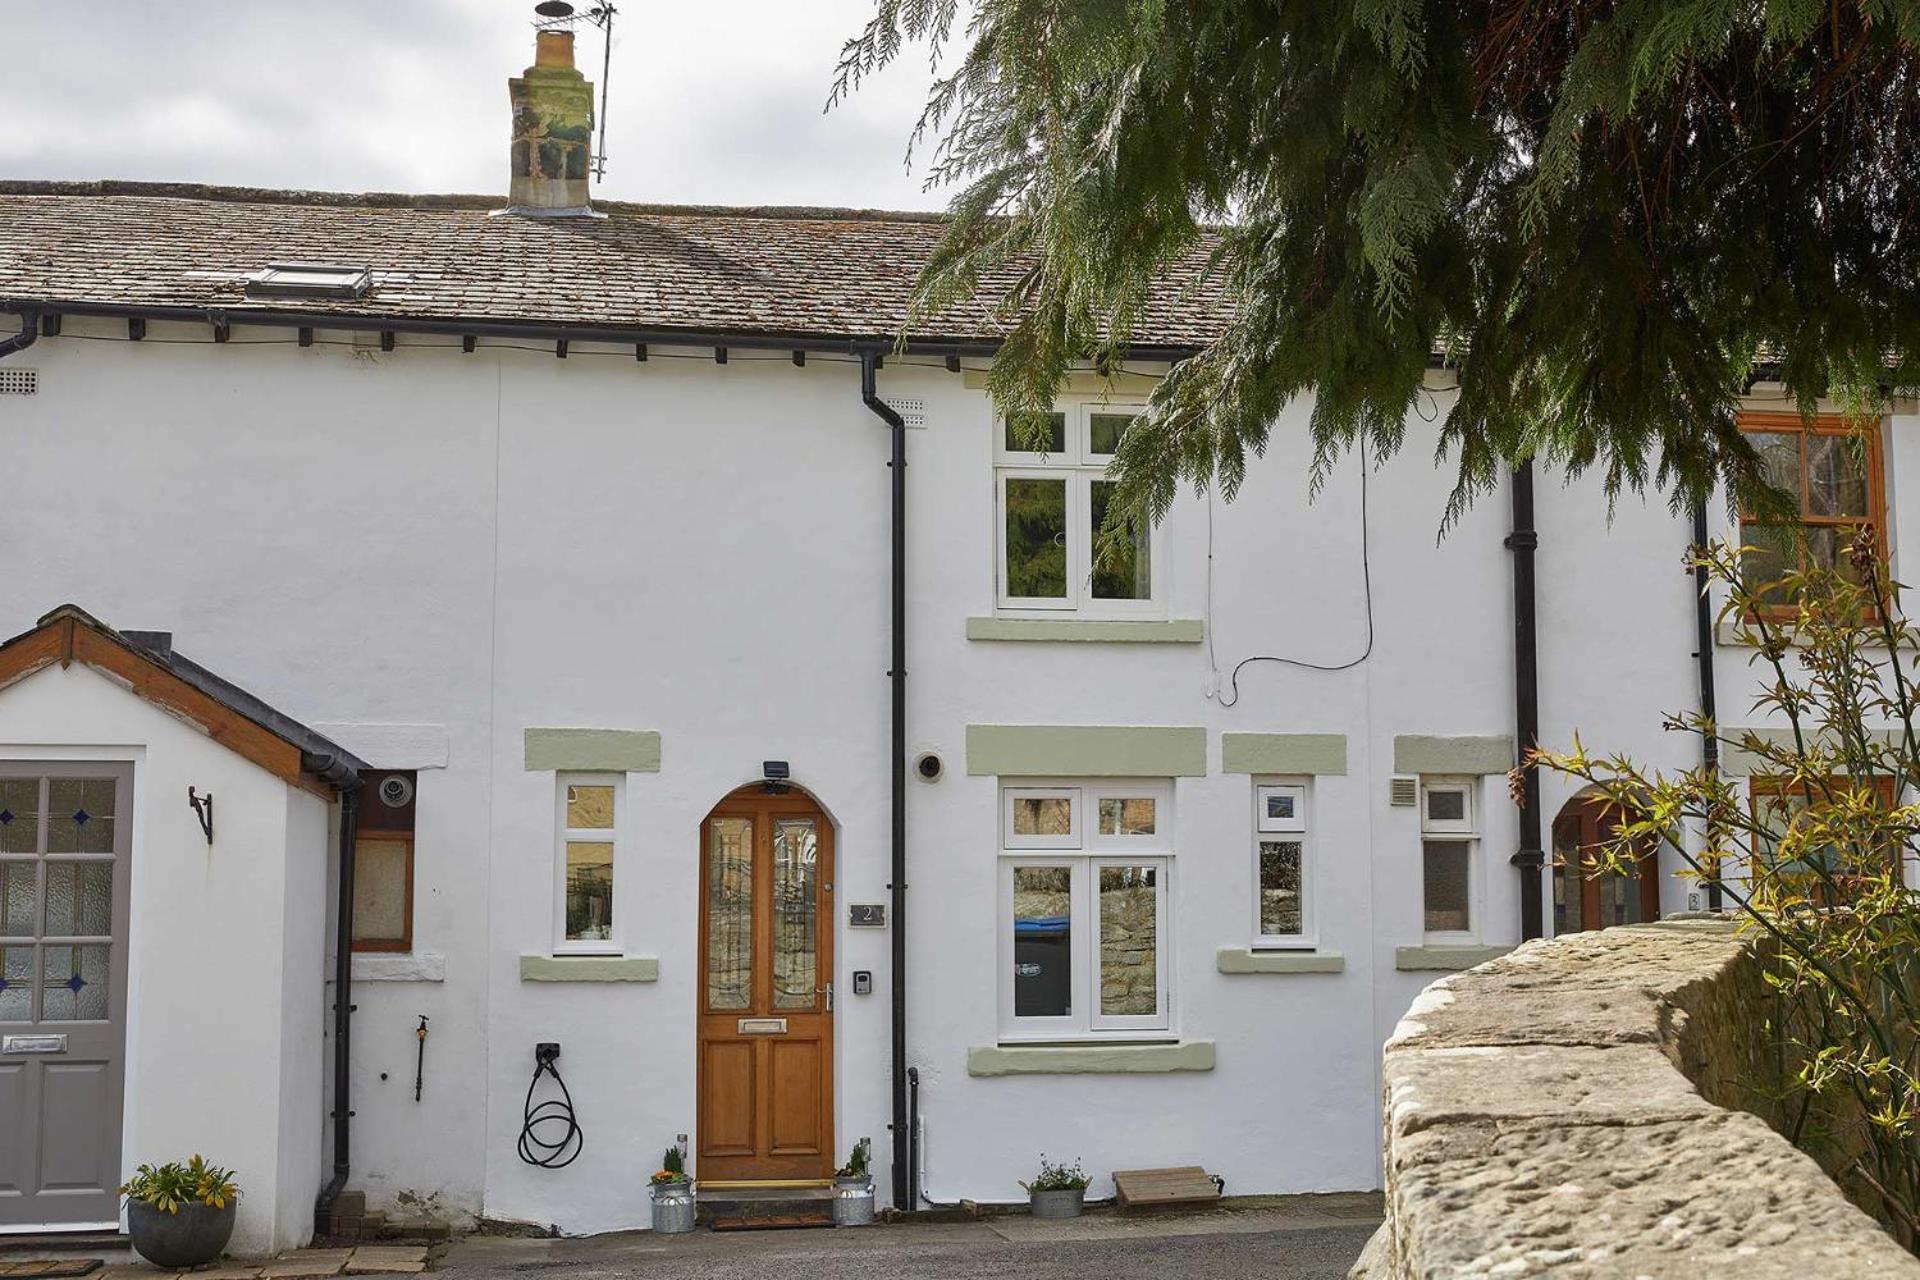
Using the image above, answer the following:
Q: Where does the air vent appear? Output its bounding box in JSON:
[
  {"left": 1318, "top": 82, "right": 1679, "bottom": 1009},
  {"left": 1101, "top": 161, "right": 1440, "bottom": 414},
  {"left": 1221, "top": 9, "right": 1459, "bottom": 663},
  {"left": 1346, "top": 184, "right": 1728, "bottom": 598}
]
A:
[
  {"left": 1388, "top": 776, "right": 1418, "bottom": 807},
  {"left": 887, "top": 397, "right": 928, "bottom": 430},
  {"left": 0, "top": 368, "right": 37, "bottom": 396}
]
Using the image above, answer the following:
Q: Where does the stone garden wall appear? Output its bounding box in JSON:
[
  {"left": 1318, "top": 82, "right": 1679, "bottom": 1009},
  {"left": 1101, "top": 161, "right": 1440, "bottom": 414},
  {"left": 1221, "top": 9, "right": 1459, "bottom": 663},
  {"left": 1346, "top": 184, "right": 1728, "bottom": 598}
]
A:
[{"left": 1351, "top": 921, "right": 1920, "bottom": 1279}]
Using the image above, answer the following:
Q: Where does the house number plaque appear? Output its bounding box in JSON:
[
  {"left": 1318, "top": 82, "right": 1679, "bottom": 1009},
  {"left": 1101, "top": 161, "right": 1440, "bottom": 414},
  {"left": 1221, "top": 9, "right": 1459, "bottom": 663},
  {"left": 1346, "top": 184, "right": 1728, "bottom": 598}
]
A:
[{"left": 849, "top": 903, "right": 886, "bottom": 927}]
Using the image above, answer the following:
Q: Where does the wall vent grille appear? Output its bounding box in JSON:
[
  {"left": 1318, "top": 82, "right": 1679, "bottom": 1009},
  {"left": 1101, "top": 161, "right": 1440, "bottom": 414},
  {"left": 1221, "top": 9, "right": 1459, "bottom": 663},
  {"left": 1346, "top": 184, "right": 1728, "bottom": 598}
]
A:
[
  {"left": 886, "top": 397, "right": 928, "bottom": 430},
  {"left": 0, "top": 368, "right": 37, "bottom": 396},
  {"left": 1388, "top": 776, "right": 1418, "bottom": 807}
]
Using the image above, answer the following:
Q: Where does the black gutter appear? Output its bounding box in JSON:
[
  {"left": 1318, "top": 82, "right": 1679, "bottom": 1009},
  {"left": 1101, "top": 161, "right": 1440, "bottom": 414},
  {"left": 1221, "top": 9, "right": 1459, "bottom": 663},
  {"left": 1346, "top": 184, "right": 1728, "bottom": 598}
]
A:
[
  {"left": 0, "top": 299, "right": 1202, "bottom": 365},
  {"left": 1506, "top": 463, "right": 1546, "bottom": 940},
  {"left": 313, "top": 764, "right": 364, "bottom": 1236},
  {"left": 0, "top": 307, "right": 40, "bottom": 359},
  {"left": 1691, "top": 504, "right": 1723, "bottom": 911},
  {"left": 859, "top": 350, "right": 911, "bottom": 1212}
]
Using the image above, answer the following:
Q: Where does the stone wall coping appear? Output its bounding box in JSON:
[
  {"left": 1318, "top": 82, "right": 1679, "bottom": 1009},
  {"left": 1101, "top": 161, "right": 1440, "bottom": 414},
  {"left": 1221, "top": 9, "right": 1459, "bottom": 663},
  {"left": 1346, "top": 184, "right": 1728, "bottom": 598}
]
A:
[{"left": 1355, "top": 921, "right": 1920, "bottom": 1279}]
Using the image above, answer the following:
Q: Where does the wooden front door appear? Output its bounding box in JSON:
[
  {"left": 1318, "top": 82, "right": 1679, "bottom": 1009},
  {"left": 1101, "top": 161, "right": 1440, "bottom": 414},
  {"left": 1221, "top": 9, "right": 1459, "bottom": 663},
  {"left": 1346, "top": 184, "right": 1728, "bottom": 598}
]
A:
[
  {"left": 697, "top": 787, "right": 834, "bottom": 1183},
  {"left": 1552, "top": 795, "right": 1661, "bottom": 934},
  {"left": 0, "top": 764, "right": 132, "bottom": 1229}
]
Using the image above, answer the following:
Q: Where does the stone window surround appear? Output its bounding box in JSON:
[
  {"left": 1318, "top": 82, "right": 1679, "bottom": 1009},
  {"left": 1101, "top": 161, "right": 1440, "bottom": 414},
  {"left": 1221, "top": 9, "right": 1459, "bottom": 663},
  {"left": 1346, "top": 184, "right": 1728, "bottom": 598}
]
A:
[
  {"left": 967, "top": 1038, "right": 1215, "bottom": 1077},
  {"left": 1224, "top": 734, "right": 1348, "bottom": 962}
]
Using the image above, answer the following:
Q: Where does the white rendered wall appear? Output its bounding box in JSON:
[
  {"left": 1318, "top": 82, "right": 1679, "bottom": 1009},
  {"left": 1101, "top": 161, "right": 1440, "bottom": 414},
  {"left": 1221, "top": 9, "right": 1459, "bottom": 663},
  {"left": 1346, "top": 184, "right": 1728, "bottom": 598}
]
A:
[
  {"left": 0, "top": 318, "right": 1908, "bottom": 1231},
  {"left": 0, "top": 663, "right": 323, "bottom": 1254}
]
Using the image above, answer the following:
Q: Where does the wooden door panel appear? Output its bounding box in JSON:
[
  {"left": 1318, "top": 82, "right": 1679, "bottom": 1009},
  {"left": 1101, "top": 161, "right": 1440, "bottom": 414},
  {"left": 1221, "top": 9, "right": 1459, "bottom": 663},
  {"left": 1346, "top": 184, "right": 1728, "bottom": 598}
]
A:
[
  {"left": 0, "top": 1061, "right": 26, "bottom": 1192},
  {"left": 768, "top": 1038, "right": 823, "bottom": 1155},
  {"left": 40, "top": 1061, "right": 113, "bottom": 1190},
  {"left": 696, "top": 788, "right": 834, "bottom": 1182},
  {"left": 699, "top": 1040, "right": 756, "bottom": 1158}
]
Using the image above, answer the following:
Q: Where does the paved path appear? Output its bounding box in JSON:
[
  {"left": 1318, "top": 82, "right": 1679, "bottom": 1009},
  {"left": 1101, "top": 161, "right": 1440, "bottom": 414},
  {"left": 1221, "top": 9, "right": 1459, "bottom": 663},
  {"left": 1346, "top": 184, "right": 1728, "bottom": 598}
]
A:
[{"left": 440, "top": 1196, "right": 1381, "bottom": 1280}]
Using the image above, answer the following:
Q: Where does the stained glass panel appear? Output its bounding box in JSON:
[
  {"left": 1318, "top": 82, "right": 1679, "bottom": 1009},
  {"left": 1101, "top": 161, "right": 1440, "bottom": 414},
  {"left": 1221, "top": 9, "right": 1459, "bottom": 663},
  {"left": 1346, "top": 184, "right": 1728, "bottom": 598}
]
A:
[
  {"left": 43, "top": 861, "right": 111, "bottom": 937},
  {"left": 706, "top": 817, "right": 753, "bottom": 1011},
  {"left": 771, "top": 819, "right": 818, "bottom": 1011}
]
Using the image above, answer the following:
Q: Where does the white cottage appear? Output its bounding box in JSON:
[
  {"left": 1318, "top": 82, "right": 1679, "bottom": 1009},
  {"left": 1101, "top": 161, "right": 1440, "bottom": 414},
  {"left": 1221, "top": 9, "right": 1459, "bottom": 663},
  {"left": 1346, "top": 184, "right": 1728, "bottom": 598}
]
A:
[{"left": 0, "top": 18, "right": 1914, "bottom": 1250}]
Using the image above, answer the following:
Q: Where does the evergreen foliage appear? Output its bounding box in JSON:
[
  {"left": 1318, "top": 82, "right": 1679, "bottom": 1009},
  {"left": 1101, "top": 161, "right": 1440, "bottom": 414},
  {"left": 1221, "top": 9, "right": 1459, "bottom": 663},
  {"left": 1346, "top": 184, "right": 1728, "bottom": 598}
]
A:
[{"left": 833, "top": 2, "right": 1920, "bottom": 529}]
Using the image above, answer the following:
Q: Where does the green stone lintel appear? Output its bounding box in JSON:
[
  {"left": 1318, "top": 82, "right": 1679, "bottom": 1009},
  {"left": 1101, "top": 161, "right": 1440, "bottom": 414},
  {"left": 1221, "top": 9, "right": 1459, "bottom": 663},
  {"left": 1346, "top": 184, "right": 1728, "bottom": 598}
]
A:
[
  {"left": 1221, "top": 733, "right": 1348, "bottom": 776},
  {"left": 965, "top": 725, "right": 1206, "bottom": 777},
  {"left": 967, "top": 1039, "right": 1215, "bottom": 1077},
  {"left": 1391, "top": 735, "right": 1514, "bottom": 776},
  {"left": 965, "top": 617, "right": 1204, "bottom": 644},
  {"left": 520, "top": 954, "right": 658, "bottom": 983},
  {"left": 524, "top": 727, "right": 661, "bottom": 773}
]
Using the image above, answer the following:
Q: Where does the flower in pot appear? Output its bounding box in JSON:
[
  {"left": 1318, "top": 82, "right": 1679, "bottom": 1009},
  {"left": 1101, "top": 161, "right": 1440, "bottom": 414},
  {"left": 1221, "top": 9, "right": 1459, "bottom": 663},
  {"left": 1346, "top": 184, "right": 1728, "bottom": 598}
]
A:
[
  {"left": 648, "top": 1146, "right": 695, "bottom": 1234},
  {"left": 1020, "top": 1155, "right": 1091, "bottom": 1219},
  {"left": 832, "top": 1138, "right": 875, "bottom": 1227},
  {"left": 121, "top": 1155, "right": 240, "bottom": 1269}
]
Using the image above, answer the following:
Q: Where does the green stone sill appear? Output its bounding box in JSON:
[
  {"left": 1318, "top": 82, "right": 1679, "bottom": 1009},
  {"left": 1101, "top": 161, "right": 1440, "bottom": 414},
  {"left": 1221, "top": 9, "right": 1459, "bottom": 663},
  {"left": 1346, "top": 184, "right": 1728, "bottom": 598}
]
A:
[
  {"left": 967, "top": 1039, "right": 1214, "bottom": 1077},
  {"left": 520, "top": 954, "right": 659, "bottom": 983},
  {"left": 1394, "top": 945, "right": 1512, "bottom": 972},
  {"left": 966, "top": 617, "right": 1204, "bottom": 644},
  {"left": 1715, "top": 617, "right": 1920, "bottom": 650},
  {"left": 1216, "top": 946, "right": 1345, "bottom": 975}
]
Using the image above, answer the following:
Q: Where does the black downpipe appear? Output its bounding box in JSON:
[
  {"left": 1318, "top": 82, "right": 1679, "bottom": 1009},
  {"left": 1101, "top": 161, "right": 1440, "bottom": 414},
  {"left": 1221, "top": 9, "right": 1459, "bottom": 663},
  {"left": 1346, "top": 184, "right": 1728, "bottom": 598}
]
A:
[
  {"left": 1506, "top": 463, "right": 1546, "bottom": 940},
  {"left": 859, "top": 351, "right": 911, "bottom": 1211},
  {"left": 0, "top": 308, "right": 40, "bottom": 359},
  {"left": 1691, "top": 504, "right": 1723, "bottom": 911},
  {"left": 315, "top": 779, "right": 363, "bottom": 1235}
]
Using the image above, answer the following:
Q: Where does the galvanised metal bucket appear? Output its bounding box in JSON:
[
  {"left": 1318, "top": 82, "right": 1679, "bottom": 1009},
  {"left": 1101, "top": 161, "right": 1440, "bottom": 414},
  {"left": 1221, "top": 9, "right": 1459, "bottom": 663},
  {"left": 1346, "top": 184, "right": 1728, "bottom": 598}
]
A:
[
  {"left": 1029, "top": 1188, "right": 1085, "bottom": 1219},
  {"left": 651, "top": 1181, "right": 696, "bottom": 1234},
  {"left": 832, "top": 1177, "right": 876, "bottom": 1227}
]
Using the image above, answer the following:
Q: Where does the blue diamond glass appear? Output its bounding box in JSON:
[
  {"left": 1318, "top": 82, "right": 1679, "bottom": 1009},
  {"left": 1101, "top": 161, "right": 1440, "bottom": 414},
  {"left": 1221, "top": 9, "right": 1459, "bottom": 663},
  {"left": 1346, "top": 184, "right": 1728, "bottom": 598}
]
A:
[
  {"left": 72, "top": 809, "right": 90, "bottom": 826},
  {"left": 0, "top": 810, "right": 12, "bottom": 825},
  {"left": 66, "top": 974, "right": 86, "bottom": 993}
]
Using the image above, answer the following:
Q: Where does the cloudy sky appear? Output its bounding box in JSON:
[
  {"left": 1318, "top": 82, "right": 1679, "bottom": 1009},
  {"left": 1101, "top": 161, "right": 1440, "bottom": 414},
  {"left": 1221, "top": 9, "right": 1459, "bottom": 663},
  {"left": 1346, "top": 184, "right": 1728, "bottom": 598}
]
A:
[{"left": 0, "top": 0, "right": 950, "bottom": 211}]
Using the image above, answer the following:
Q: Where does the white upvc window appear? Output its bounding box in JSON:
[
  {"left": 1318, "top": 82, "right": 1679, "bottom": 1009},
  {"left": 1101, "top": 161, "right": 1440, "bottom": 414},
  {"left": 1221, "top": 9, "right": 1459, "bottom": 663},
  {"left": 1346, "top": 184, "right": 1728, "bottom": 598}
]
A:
[
  {"left": 994, "top": 404, "right": 1161, "bottom": 617},
  {"left": 997, "top": 780, "right": 1173, "bottom": 1039},
  {"left": 1419, "top": 778, "right": 1479, "bottom": 942},
  {"left": 554, "top": 773, "right": 625, "bottom": 954},
  {"left": 1253, "top": 780, "right": 1314, "bottom": 948}
]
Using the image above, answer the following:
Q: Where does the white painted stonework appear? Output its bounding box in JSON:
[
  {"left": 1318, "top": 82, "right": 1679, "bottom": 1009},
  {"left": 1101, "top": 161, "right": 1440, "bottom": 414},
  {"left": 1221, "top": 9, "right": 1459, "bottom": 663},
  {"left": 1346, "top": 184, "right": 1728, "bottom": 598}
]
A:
[{"left": 0, "top": 317, "right": 1913, "bottom": 1239}]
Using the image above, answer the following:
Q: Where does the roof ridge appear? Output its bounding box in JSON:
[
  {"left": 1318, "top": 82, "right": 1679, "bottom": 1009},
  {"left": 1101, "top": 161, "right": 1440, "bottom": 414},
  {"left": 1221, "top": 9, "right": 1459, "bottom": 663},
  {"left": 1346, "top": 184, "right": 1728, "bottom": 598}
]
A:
[{"left": 0, "top": 179, "right": 955, "bottom": 225}]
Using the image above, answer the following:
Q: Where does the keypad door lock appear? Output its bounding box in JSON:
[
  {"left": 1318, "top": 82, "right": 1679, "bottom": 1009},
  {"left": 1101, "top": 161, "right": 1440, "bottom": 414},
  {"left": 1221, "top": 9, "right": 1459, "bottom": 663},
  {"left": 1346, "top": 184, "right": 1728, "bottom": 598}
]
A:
[{"left": 852, "top": 970, "right": 873, "bottom": 996}]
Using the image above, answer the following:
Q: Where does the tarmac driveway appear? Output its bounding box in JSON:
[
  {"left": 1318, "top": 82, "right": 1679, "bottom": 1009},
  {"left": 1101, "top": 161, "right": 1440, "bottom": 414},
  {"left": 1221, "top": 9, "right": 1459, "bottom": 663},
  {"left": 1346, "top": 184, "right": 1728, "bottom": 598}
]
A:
[{"left": 438, "top": 1195, "right": 1381, "bottom": 1280}]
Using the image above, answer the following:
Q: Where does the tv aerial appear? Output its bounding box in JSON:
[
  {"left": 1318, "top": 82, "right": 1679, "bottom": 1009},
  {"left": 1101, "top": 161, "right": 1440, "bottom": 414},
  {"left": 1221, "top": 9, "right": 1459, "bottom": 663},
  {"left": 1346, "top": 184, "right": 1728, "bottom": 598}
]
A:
[{"left": 532, "top": 1, "right": 618, "bottom": 182}]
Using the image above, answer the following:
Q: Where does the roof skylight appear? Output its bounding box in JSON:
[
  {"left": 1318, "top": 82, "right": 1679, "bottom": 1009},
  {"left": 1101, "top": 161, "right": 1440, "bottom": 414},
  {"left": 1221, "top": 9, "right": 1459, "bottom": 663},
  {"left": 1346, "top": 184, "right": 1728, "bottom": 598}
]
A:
[{"left": 246, "top": 262, "right": 373, "bottom": 300}]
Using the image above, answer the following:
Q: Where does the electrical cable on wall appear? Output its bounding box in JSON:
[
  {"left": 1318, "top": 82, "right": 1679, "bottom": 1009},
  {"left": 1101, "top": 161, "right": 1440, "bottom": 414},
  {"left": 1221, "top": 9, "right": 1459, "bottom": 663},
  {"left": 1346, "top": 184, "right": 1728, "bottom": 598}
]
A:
[
  {"left": 1204, "top": 386, "right": 1446, "bottom": 705},
  {"left": 517, "top": 1043, "right": 583, "bottom": 1168},
  {"left": 1207, "top": 437, "right": 1378, "bottom": 707}
]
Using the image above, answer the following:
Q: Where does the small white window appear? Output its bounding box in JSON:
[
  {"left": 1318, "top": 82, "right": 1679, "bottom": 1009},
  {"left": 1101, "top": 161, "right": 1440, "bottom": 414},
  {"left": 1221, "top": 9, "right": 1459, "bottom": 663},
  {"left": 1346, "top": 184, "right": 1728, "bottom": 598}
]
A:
[
  {"left": 1419, "top": 778, "right": 1478, "bottom": 941},
  {"left": 555, "top": 774, "right": 623, "bottom": 953},
  {"left": 999, "top": 780, "right": 1172, "bottom": 1039},
  {"left": 994, "top": 404, "right": 1159, "bottom": 618},
  {"left": 1253, "top": 782, "right": 1312, "bottom": 946}
]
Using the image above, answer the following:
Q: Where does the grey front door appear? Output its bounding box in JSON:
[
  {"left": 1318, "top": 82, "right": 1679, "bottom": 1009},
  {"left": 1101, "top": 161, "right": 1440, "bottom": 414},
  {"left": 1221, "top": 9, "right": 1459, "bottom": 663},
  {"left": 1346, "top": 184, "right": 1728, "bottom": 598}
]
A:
[{"left": 0, "top": 764, "right": 132, "bottom": 1229}]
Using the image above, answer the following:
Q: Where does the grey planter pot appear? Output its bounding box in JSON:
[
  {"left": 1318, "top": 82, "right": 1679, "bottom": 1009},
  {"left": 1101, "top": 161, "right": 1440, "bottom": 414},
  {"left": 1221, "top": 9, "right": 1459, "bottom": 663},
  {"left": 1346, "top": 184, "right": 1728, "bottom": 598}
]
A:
[
  {"left": 1028, "top": 1188, "right": 1085, "bottom": 1219},
  {"left": 832, "top": 1177, "right": 875, "bottom": 1227},
  {"left": 128, "top": 1200, "right": 237, "bottom": 1269},
  {"left": 650, "top": 1180, "right": 696, "bottom": 1234}
]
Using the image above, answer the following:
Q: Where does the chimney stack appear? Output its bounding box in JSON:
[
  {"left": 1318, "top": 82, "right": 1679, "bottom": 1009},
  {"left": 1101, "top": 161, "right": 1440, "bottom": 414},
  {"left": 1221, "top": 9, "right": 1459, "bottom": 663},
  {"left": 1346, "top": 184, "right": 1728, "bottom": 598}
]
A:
[{"left": 507, "top": 27, "right": 595, "bottom": 215}]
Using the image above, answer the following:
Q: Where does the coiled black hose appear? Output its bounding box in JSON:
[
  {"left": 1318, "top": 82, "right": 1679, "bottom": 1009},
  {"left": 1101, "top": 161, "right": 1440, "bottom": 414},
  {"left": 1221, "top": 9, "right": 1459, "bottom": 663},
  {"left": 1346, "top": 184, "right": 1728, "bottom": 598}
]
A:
[{"left": 517, "top": 1053, "right": 584, "bottom": 1168}]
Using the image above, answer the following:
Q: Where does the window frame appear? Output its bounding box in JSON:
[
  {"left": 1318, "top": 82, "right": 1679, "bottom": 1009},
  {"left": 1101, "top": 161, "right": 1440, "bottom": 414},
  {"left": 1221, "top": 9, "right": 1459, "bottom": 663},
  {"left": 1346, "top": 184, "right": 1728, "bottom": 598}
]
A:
[
  {"left": 553, "top": 772, "right": 626, "bottom": 956},
  {"left": 993, "top": 403, "right": 1163, "bottom": 619},
  {"left": 1747, "top": 774, "right": 1899, "bottom": 878},
  {"left": 997, "top": 779, "right": 1174, "bottom": 1041},
  {"left": 1736, "top": 412, "right": 1888, "bottom": 620},
  {"left": 1419, "top": 777, "right": 1480, "bottom": 944},
  {"left": 1252, "top": 780, "right": 1315, "bottom": 949}
]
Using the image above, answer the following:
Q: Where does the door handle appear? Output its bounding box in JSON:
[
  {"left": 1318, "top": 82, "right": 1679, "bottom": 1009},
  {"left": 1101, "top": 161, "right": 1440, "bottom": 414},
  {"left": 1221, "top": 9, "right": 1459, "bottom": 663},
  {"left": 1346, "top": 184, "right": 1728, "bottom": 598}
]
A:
[{"left": 820, "top": 983, "right": 834, "bottom": 1012}]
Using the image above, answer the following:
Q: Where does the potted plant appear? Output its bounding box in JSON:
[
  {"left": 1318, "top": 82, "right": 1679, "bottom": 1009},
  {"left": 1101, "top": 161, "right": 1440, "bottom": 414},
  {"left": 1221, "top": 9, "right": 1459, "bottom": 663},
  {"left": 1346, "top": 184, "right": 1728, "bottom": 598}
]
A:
[
  {"left": 648, "top": 1145, "right": 695, "bottom": 1234},
  {"left": 1020, "top": 1155, "right": 1091, "bottom": 1219},
  {"left": 832, "top": 1137, "right": 875, "bottom": 1227},
  {"left": 121, "top": 1155, "right": 240, "bottom": 1268}
]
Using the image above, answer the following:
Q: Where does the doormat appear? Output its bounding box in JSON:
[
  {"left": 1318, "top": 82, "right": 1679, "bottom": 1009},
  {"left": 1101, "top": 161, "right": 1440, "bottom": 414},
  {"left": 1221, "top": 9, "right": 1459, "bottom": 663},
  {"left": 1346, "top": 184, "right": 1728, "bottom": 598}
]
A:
[{"left": 0, "top": 1262, "right": 104, "bottom": 1278}]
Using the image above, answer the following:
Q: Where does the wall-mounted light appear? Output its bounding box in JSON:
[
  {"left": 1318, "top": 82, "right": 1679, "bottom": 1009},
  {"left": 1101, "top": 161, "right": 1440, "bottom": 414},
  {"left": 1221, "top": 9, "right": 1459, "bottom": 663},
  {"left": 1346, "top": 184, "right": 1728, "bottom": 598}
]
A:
[{"left": 761, "top": 760, "right": 791, "bottom": 794}]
